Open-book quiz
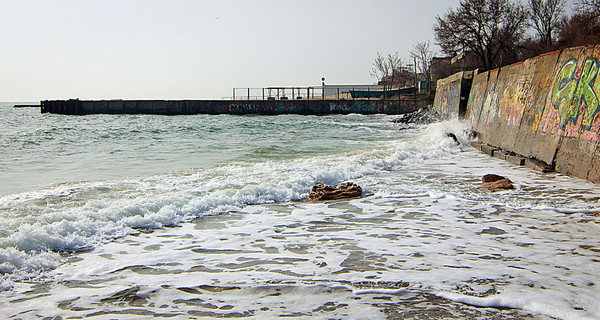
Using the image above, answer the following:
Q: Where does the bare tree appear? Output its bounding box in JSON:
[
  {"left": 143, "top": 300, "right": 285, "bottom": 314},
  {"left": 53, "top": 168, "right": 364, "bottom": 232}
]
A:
[
  {"left": 557, "top": 11, "right": 600, "bottom": 47},
  {"left": 529, "top": 0, "right": 566, "bottom": 46},
  {"left": 370, "top": 52, "right": 404, "bottom": 93},
  {"left": 576, "top": 0, "right": 600, "bottom": 17},
  {"left": 434, "top": 0, "right": 529, "bottom": 71},
  {"left": 410, "top": 41, "right": 434, "bottom": 88}
]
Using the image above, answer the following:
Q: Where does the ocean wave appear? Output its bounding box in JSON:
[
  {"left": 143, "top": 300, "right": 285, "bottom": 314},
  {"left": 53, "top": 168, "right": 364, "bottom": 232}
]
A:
[
  {"left": 0, "top": 118, "right": 471, "bottom": 289},
  {"left": 437, "top": 291, "right": 598, "bottom": 320}
]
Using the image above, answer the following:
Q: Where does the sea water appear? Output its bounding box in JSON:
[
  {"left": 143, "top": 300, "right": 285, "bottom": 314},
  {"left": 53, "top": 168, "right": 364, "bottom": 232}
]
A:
[{"left": 0, "top": 103, "right": 599, "bottom": 319}]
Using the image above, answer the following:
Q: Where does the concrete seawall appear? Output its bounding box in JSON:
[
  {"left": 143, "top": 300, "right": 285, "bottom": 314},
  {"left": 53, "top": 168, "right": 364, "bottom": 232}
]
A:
[
  {"left": 432, "top": 71, "right": 474, "bottom": 119},
  {"left": 41, "top": 98, "right": 425, "bottom": 116},
  {"left": 434, "top": 44, "right": 600, "bottom": 182}
]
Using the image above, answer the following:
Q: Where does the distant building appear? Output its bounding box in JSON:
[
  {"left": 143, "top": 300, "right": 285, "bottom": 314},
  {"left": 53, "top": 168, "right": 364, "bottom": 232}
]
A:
[{"left": 430, "top": 51, "right": 481, "bottom": 86}]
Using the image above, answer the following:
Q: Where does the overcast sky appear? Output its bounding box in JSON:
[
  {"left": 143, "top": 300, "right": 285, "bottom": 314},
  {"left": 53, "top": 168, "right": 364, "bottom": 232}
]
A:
[{"left": 2, "top": 0, "right": 474, "bottom": 101}]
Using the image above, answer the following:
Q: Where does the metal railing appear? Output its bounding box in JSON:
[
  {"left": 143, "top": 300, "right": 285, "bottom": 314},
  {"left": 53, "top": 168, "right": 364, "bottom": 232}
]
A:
[
  {"left": 226, "top": 87, "right": 322, "bottom": 101},
  {"left": 224, "top": 85, "right": 419, "bottom": 101}
]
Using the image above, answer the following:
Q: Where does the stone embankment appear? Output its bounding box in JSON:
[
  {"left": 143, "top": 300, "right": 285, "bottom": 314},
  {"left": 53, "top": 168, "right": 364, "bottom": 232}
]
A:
[
  {"left": 434, "top": 44, "right": 600, "bottom": 183},
  {"left": 40, "top": 98, "right": 426, "bottom": 116}
]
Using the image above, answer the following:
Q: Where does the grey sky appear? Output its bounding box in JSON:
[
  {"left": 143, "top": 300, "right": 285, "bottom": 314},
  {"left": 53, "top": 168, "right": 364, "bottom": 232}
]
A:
[{"left": 2, "top": 0, "right": 466, "bottom": 101}]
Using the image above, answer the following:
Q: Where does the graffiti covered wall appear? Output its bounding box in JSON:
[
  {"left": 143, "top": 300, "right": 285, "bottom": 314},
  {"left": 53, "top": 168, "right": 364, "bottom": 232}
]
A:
[
  {"left": 433, "top": 71, "right": 474, "bottom": 119},
  {"left": 41, "top": 99, "right": 423, "bottom": 116},
  {"left": 441, "top": 44, "right": 600, "bottom": 182},
  {"left": 542, "top": 46, "right": 600, "bottom": 180},
  {"left": 512, "top": 50, "right": 562, "bottom": 164}
]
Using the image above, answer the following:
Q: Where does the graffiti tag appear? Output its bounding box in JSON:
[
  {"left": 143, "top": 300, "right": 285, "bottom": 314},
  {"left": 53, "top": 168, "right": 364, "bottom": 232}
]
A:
[{"left": 544, "top": 56, "right": 600, "bottom": 138}]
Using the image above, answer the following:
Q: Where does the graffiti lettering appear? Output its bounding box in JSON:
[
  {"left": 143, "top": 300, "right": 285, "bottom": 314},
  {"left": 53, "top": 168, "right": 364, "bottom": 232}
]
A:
[
  {"left": 499, "top": 77, "right": 532, "bottom": 127},
  {"left": 229, "top": 104, "right": 258, "bottom": 114},
  {"left": 438, "top": 87, "right": 449, "bottom": 116},
  {"left": 447, "top": 87, "right": 459, "bottom": 114},
  {"left": 550, "top": 58, "right": 579, "bottom": 130},
  {"left": 482, "top": 86, "right": 500, "bottom": 125},
  {"left": 328, "top": 102, "right": 376, "bottom": 113},
  {"left": 546, "top": 56, "right": 600, "bottom": 135},
  {"left": 578, "top": 57, "right": 600, "bottom": 130}
]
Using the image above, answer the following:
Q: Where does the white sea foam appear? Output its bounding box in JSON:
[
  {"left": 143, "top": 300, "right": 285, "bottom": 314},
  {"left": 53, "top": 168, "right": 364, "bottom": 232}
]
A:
[
  {"left": 353, "top": 288, "right": 408, "bottom": 295},
  {"left": 1, "top": 111, "right": 599, "bottom": 319},
  {"left": 0, "top": 117, "right": 471, "bottom": 289},
  {"left": 0, "top": 248, "right": 62, "bottom": 291},
  {"left": 437, "top": 291, "right": 598, "bottom": 320}
]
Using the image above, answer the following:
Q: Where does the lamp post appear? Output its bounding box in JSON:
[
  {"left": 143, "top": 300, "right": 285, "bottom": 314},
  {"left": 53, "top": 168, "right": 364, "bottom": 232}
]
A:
[
  {"left": 414, "top": 56, "right": 418, "bottom": 94},
  {"left": 321, "top": 77, "right": 325, "bottom": 100}
]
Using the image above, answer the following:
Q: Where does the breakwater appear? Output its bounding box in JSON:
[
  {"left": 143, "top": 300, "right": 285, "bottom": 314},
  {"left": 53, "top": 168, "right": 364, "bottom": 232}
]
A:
[
  {"left": 40, "top": 98, "right": 424, "bottom": 115},
  {"left": 434, "top": 44, "right": 600, "bottom": 182}
]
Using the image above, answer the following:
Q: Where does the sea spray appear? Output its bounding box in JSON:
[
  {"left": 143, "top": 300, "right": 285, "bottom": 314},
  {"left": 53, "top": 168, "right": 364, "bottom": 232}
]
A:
[
  {"left": 0, "top": 111, "right": 469, "bottom": 290},
  {"left": 2, "top": 106, "right": 599, "bottom": 319}
]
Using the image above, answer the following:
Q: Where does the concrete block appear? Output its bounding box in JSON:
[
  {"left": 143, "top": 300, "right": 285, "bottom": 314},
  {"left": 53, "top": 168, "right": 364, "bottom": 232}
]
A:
[
  {"left": 480, "top": 144, "right": 498, "bottom": 156},
  {"left": 433, "top": 71, "right": 467, "bottom": 119},
  {"left": 152, "top": 100, "right": 168, "bottom": 113},
  {"left": 124, "top": 101, "right": 141, "bottom": 113},
  {"left": 108, "top": 100, "right": 123, "bottom": 112},
  {"left": 470, "top": 141, "right": 482, "bottom": 150},
  {"left": 586, "top": 136, "right": 600, "bottom": 182},
  {"left": 473, "top": 69, "right": 500, "bottom": 145},
  {"left": 493, "top": 150, "right": 507, "bottom": 160},
  {"left": 525, "top": 158, "right": 554, "bottom": 173},
  {"left": 555, "top": 136, "right": 597, "bottom": 180},
  {"left": 95, "top": 101, "right": 108, "bottom": 113},
  {"left": 81, "top": 101, "right": 94, "bottom": 114},
  {"left": 466, "top": 72, "right": 489, "bottom": 130},
  {"left": 506, "top": 154, "right": 526, "bottom": 166}
]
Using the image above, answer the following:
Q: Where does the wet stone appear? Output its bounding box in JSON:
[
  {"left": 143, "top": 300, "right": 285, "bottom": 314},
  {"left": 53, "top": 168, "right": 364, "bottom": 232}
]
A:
[
  {"left": 100, "top": 286, "right": 148, "bottom": 306},
  {"left": 480, "top": 227, "right": 507, "bottom": 235},
  {"left": 196, "top": 285, "right": 241, "bottom": 292},
  {"left": 176, "top": 287, "right": 203, "bottom": 295},
  {"left": 312, "top": 301, "right": 349, "bottom": 312},
  {"left": 284, "top": 244, "right": 313, "bottom": 254},
  {"left": 187, "top": 310, "right": 254, "bottom": 318},
  {"left": 143, "top": 244, "right": 161, "bottom": 251},
  {"left": 9, "top": 294, "right": 51, "bottom": 304},
  {"left": 309, "top": 182, "right": 362, "bottom": 201},
  {"left": 173, "top": 298, "right": 217, "bottom": 309},
  {"left": 57, "top": 297, "right": 80, "bottom": 310},
  {"left": 186, "top": 265, "right": 223, "bottom": 273}
]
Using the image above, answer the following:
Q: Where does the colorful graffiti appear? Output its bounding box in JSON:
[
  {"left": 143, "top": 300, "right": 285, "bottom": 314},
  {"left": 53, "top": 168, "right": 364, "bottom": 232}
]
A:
[
  {"left": 278, "top": 105, "right": 295, "bottom": 113},
  {"left": 432, "top": 45, "right": 600, "bottom": 181},
  {"left": 447, "top": 85, "right": 460, "bottom": 116},
  {"left": 543, "top": 55, "right": 600, "bottom": 139},
  {"left": 328, "top": 102, "right": 376, "bottom": 113},
  {"left": 435, "top": 80, "right": 460, "bottom": 118},
  {"left": 481, "top": 85, "right": 500, "bottom": 125},
  {"left": 353, "top": 101, "right": 377, "bottom": 112},
  {"left": 499, "top": 77, "right": 533, "bottom": 127},
  {"left": 436, "top": 87, "right": 449, "bottom": 116},
  {"left": 467, "top": 82, "right": 482, "bottom": 112}
]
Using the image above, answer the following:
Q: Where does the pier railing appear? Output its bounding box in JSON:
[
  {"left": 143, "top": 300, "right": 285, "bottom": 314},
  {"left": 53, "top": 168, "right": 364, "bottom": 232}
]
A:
[
  {"left": 227, "top": 87, "right": 322, "bottom": 101},
  {"left": 225, "top": 86, "right": 417, "bottom": 101}
]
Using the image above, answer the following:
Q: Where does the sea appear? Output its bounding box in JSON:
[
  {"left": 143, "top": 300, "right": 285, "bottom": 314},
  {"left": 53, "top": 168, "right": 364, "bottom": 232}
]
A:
[{"left": 0, "top": 102, "right": 599, "bottom": 320}]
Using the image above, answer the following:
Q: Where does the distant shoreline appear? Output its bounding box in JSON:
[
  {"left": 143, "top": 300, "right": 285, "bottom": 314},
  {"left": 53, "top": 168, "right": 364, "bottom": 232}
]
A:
[{"left": 13, "top": 104, "right": 40, "bottom": 108}]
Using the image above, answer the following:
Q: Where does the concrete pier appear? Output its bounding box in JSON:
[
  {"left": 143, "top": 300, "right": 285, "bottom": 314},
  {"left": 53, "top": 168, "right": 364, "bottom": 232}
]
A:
[{"left": 41, "top": 98, "right": 426, "bottom": 116}]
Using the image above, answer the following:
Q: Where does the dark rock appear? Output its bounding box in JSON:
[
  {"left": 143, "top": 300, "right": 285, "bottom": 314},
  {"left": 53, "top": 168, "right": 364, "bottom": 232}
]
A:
[
  {"left": 480, "top": 227, "right": 507, "bottom": 235},
  {"left": 482, "top": 174, "right": 507, "bottom": 183},
  {"left": 393, "top": 108, "right": 441, "bottom": 125},
  {"left": 446, "top": 132, "right": 459, "bottom": 144},
  {"left": 466, "top": 130, "right": 478, "bottom": 139},
  {"left": 309, "top": 182, "right": 362, "bottom": 201},
  {"left": 481, "top": 174, "right": 514, "bottom": 191}
]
